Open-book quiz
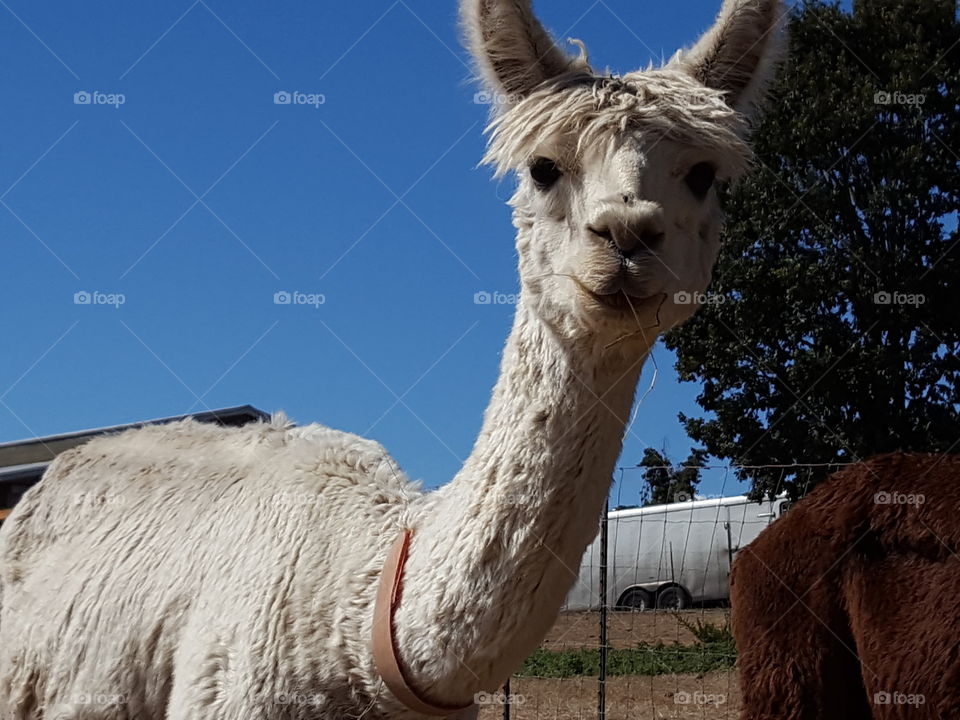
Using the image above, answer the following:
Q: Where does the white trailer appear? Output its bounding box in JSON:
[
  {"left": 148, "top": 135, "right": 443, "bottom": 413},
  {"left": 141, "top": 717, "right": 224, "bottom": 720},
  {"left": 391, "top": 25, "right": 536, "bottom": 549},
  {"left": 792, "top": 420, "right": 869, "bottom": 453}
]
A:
[{"left": 565, "top": 495, "right": 791, "bottom": 611}]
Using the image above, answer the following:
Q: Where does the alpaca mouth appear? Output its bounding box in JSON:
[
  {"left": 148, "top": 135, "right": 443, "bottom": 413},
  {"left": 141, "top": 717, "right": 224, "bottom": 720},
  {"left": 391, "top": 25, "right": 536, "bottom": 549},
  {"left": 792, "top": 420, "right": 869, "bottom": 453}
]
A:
[
  {"left": 590, "top": 291, "right": 655, "bottom": 312},
  {"left": 575, "top": 281, "right": 657, "bottom": 313}
]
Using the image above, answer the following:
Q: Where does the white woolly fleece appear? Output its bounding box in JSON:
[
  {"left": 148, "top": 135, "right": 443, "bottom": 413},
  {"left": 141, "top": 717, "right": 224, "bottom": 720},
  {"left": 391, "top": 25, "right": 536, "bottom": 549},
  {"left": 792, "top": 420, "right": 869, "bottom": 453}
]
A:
[{"left": 1, "top": 416, "right": 420, "bottom": 718}]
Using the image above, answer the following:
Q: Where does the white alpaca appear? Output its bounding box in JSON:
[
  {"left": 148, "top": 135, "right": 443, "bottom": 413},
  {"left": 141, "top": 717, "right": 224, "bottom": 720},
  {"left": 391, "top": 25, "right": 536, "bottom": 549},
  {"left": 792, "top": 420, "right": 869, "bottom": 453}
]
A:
[{"left": 0, "top": 1, "right": 786, "bottom": 718}]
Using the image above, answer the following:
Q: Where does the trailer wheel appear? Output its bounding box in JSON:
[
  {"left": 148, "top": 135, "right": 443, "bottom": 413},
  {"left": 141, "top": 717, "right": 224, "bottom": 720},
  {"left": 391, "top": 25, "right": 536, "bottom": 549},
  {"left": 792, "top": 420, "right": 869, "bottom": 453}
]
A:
[
  {"left": 615, "top": 588, "right": 653, "bottom": 612},
  {"left": 655, "top": 586, "right": 690, "bottom": 610}
]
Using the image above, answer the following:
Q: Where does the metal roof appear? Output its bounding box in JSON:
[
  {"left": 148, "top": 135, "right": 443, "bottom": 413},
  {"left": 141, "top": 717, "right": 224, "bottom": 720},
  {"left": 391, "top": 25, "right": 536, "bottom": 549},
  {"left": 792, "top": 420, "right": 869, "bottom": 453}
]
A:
[
  {"left": 608, "top": 495, "right": 754, "bottom": 518},
  {"left": 0, "top": 462, "right": 50, "bottom": 485},
  {"left": 0, "top": 405, "right": 270, "bottom": 475},
  {"left": 607, "top": 493, "right": 788, "bottom": 519}
]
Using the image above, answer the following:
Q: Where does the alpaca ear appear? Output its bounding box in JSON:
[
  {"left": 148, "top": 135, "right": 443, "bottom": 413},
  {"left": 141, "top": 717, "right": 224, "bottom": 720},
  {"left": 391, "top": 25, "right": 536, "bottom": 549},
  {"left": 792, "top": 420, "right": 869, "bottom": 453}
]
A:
[
  {"left": 677, "top": 0, "right": 788, "bottom": 120},
  {"left": 461, "top": 0, "right": 581, "bottom": 107}
]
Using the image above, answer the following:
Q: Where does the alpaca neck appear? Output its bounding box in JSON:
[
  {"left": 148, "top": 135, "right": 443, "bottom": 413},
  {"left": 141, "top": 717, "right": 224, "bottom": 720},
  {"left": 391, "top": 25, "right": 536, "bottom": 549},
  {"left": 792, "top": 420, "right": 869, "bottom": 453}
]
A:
[{"left": 395, "top": 296, "right": 650, "bottom": 702}]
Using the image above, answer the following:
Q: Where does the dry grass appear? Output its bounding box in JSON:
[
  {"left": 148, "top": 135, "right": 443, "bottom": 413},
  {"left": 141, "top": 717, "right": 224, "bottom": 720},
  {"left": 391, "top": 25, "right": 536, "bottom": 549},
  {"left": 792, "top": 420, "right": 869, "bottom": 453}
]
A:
[
  {"left": 476, "top": 610, "right": 739, "bottom": 720},
  {"left": 543, "top": 609, "right": 731, "bottom": 650}
]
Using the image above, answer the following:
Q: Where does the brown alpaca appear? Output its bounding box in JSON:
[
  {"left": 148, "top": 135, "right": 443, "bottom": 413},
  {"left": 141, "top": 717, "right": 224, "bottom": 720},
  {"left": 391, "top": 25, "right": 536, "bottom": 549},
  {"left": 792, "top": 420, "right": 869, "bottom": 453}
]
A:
[{"left": 731, "top": 453, "right": 960, "bottom": 720}]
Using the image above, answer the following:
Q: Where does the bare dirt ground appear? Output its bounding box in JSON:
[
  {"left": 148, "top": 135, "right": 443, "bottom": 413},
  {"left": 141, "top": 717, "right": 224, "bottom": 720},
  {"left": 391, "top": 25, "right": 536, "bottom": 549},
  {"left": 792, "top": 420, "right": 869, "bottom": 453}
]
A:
[
  {"left": 543, "top": 609, "right": 731, "bottom": 650},
  {"left": 477, "top": 610, "right": 739, "bottom": 719}
]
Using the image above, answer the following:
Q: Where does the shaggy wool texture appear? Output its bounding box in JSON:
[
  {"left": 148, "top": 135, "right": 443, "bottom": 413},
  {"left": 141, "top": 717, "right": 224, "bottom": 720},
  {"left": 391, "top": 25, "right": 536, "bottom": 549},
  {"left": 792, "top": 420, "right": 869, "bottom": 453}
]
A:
[
  {"left": 484, "top": 69, "right": 753, "bottom": 181},
  {"left": 0, "top": 417, "right": 419, "bottom": 718},
  {"left": 731, "top": 453, "right": 960, "bottom": 720}
]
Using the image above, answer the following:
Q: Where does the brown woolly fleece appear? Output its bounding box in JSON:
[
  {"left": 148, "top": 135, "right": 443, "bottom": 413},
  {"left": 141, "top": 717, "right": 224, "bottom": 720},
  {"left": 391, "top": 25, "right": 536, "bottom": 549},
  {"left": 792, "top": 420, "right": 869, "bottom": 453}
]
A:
[{"left": 731, "top": 453, "right": 960, "bottom": 720}]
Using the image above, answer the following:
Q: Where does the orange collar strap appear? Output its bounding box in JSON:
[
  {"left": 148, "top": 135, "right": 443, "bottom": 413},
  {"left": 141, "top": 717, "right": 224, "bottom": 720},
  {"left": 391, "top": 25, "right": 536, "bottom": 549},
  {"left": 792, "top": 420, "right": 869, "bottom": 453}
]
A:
[{"left": 372, "top": 529, "right": 475, "bottom": 717}]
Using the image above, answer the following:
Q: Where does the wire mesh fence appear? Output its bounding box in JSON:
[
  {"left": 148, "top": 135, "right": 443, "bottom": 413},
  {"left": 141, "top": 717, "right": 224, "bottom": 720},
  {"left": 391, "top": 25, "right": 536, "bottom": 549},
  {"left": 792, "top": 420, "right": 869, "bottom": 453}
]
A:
[{"left": 489, "top": 462, "right": 855, "bottom": 720}]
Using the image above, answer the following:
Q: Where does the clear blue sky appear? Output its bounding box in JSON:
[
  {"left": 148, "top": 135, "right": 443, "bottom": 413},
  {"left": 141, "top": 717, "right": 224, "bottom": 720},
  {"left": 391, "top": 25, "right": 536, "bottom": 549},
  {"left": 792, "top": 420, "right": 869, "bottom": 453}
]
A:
[{"left": 0, "top": 0, "right": 801, "bottom": 501}]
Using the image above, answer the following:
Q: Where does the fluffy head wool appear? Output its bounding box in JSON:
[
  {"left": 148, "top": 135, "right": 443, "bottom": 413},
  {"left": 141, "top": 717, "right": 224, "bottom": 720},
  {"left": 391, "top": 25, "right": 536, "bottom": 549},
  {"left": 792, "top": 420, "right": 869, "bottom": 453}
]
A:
[{"left": 483, "top": 68, "right": 753, "bottom": 180}]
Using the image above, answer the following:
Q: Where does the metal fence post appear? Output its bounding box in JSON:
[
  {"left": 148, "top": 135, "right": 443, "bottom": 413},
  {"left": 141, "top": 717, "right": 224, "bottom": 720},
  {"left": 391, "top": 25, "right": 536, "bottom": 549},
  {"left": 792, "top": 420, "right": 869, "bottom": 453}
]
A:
[
  {"left": 502, "top": 678, "right": 510, "bottom": 720},
  {"left": 598, "top": 499, "right": 608, "bottom": 720}
]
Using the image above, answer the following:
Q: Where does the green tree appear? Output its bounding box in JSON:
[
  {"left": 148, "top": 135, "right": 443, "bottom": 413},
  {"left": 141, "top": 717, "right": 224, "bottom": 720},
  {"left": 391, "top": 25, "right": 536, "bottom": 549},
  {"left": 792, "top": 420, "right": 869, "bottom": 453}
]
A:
[
  {"left": 666, "top": 0, "right": 960, "bottom": 499},
  {"left": 638, "top": 448, "right": 708, "bottom": 506}
]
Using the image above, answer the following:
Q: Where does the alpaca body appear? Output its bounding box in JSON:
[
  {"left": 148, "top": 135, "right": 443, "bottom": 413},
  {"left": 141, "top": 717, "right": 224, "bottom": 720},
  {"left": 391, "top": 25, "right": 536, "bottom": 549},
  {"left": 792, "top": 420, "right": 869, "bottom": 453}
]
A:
[
  {"left": 731, "top": 453, "right": 960, "bottom": 720},
  {"left": 0, "top": 302, "right": 648, "bottom": 719},
  {"left": 0, "top": 417, "right": 412, "bottom": 719}
]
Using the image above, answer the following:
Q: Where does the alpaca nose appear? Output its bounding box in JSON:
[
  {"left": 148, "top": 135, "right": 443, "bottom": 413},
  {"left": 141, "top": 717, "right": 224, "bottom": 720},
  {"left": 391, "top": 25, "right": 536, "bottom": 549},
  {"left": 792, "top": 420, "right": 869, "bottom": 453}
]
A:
[{"left": 588, "top": 219, "right": 665, "bottom": 259}]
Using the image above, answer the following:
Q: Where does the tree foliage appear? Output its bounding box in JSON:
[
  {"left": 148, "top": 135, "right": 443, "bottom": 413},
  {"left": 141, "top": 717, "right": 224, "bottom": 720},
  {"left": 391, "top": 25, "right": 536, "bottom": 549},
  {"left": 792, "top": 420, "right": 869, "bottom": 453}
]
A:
[
  {"left": 638, "top": 448, "right": 708, "bottom": 506},
  {"left": 666, "top": 0, "right": 960, "bottom": 498}
]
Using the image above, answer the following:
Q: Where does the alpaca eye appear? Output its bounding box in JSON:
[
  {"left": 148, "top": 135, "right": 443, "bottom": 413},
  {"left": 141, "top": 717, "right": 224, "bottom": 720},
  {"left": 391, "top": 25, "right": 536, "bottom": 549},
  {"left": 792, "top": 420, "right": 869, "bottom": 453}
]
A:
[
  {"left": 529, "top": 157, "right": 561, "bottom": 190},
  {"left": 684, "top": 162, "right": 717, "bottom": 200}
]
